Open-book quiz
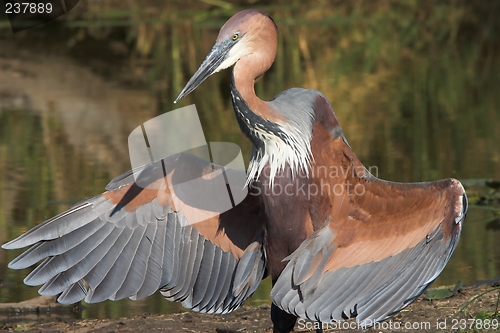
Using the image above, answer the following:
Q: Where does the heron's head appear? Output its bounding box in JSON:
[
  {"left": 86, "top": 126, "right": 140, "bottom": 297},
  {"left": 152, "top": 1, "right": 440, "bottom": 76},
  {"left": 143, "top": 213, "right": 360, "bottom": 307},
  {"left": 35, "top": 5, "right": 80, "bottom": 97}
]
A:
[{"left": 175, "top": 9, "right": 278, "bottom": 103}]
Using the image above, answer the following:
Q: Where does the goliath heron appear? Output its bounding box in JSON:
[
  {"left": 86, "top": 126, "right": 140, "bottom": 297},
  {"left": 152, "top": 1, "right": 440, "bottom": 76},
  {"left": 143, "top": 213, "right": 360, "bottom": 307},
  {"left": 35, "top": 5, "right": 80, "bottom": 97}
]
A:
[{"left": 3, "top": 9, "right": 467, "bottom": 333}]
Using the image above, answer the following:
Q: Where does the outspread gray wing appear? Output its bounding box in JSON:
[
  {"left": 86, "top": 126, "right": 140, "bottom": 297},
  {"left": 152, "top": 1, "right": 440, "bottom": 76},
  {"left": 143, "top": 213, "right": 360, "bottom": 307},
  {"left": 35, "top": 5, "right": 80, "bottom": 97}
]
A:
[
  {"left": 3, "top": 153, "right": 267, "bottom": 314},
  {"left": 271, "top": 224, "right": 461, "bottom": 326},
  {"left": 271, "top": 179, "right": 467, "bottom": 327}
]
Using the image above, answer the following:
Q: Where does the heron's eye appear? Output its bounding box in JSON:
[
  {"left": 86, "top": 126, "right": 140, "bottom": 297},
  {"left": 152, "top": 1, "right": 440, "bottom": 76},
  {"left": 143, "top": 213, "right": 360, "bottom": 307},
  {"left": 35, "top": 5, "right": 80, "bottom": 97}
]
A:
[{"left": 231, "top": 33, "right": 239, "bottom": 41}]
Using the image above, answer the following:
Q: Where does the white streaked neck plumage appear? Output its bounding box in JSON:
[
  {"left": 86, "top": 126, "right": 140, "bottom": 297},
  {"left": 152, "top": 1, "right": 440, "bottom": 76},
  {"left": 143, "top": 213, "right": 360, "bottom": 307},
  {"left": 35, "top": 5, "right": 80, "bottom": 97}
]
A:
[
  {"left": 246, "top": 120, "right": 313, "bottom": 187},
  {"left": 230, "top": 72, "right": 313, "bottom": 187}
]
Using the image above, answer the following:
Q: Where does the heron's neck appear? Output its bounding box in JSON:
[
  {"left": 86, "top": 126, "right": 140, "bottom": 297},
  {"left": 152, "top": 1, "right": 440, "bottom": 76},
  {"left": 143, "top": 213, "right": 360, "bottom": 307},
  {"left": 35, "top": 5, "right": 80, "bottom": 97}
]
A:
[
  {"left": 231, "top": 58, "right": 312, "bottom": 186},
  {"left": 232, "top": 56, "right": 281, "bottom": 123}
]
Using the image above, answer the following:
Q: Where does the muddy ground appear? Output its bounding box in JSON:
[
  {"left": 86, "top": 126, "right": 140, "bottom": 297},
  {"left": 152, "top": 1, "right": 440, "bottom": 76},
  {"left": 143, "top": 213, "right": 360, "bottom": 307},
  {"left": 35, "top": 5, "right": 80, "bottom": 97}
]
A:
[{"left": 0, "top": 284, "right": 499, "bottom": 333}]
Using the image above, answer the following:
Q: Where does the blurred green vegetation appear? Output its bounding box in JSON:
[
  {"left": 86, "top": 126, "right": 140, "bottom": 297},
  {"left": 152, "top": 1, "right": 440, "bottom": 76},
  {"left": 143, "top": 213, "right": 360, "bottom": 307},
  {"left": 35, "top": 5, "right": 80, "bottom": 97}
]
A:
[{"left": 0, "top": 0, "right": 499, "bottom": 320}]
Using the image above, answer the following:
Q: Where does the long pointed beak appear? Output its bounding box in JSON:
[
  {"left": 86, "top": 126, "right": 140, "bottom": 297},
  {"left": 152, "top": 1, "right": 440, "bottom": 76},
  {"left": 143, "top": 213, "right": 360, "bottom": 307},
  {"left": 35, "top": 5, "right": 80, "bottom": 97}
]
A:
[{"left": 174, "top": 43, "right": 231, "bottom": 103}]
